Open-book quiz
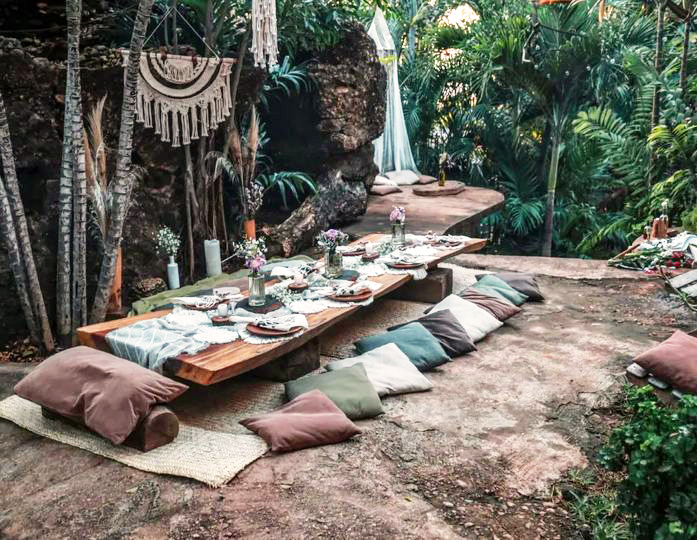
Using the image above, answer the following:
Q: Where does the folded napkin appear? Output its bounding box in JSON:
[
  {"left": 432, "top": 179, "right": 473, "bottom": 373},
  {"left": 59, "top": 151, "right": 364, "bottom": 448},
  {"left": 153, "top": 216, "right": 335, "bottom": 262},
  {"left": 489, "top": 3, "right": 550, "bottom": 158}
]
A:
[
  {"left": 269, "top": 266, "right": 296, "bottom": 278},
  {"left": 171, "top": 296, "right": 219, "bottom": 308},
  {"left": 333, "top": 283, "right": 373, "bottom": 297},
  {"left": 254, "top": 314, "right": 309, "bottom": 332}
]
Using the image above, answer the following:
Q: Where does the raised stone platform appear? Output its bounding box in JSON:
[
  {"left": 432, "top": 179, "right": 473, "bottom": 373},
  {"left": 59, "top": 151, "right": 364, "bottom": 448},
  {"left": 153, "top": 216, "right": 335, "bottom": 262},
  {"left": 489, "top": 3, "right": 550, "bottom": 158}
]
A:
[{"left": 345, "top": 185, "right": 503, "bottom": 237}]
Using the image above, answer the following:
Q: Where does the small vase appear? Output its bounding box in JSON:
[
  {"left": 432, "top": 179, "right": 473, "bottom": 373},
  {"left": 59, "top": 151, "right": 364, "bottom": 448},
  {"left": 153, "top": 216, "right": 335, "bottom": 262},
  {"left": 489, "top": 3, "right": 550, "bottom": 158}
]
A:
[
  {"left": 438, "top": 170, "right": 446, "bottom": 187},
  {"left": 244, "top": 219, "right": 257, "bottom": 239},
  {"left": 167, "top": 256, "right": 180, "bottom": 289},
  {"left": 248, "top": 273, "right": 266, "bottom": 307},
  {"left": 324, "top": 248, "right": 343, "bottom": 279},
  {"left": 392, "top": 222, "right": 406, "bottom": 246}
]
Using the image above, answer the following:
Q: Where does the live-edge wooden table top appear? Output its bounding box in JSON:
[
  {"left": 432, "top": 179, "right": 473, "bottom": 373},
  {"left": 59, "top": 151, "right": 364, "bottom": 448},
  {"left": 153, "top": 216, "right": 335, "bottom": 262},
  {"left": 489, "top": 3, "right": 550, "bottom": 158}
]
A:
[{"left": 77, "top": 234, "right": 487, "bottom": 385}]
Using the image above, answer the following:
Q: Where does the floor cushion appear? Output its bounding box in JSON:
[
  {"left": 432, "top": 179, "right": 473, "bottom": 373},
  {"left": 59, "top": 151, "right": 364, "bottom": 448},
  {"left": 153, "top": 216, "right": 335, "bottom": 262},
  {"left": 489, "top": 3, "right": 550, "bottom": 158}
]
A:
[
  {"left": 240, "top": 389, "right": 361, "bottom": 452},
  {"left": 633, "top": 331, "right": 697, "bottom": 394},
  {"left": 285, "top": 364, "right": 383, "bottom": 420},
  {"left": 418, "top": 175, "right": 438, "bottom": 184},
  {"left": 371, "top": 185, "right": 402, "bottom": 196},
  {"left": 384, "top": 170, "right": 420, "bottom": 185},
  {"left": 429, "top": 295, "right": 503, "bottom": 342},
  {"left": 14, "top": 346, "right": 188, "bottom": 445},
  {"left": 373, "top": 175, "right": 398, "bottom": 187},
  {"left": 325, "top": 343, "right": 433, "bottom": 396},
  {"left": 472, "top": 274, "right": 528, "bottom": 306},
  {"left": 354, "top": 323, "right": 451, "bottom": 371},
  {"left": 388, "top": 309, "right": 476, "bottom": 357},
  {"left": 458, "top": 289, "right": 522, "bottom": 321},
  {"left": 478, "top": 272, "right": 545, "bottom": 301}
]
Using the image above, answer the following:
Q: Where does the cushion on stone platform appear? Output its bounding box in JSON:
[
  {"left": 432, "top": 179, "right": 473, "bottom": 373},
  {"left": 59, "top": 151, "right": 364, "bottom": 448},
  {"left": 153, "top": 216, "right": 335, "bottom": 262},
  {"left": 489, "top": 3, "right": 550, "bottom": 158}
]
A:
[
  {"left": 373, "top": 175, "right": 398, "bottom": 186},
  {"left": 240, "top": 389, "right": 361, "bottom": 452},
  {"left": 371, "top": 185, "right": 402, "bottom": 196},
  {"left": 633, "top": 331, "right": 697, "bottom": 394},
  {"left": 354, "top": 322, "right": 450, "bottom": 371},
  {"left": 458, "top": 289, "right": 522, "bottom": 321},
  {"left": 418, "top": 175, "right": 438, "bottom": 184},
  {"left": 388, "top": 309, "right": 476, "bottom": 357},
  {"left": 14, "top": 346, "right": 188, "bottom": 444},
  {"left": 478, "top": 272, "right": 544, "bottom": 302},
  {"left": 285, "top": 364, "right": 383, "bottom": 420},
  {"left": 429, "top": 295, "right": 503, "bottom": 342},
  {"left": 325, "top": 343, "right": 433, "bottom": 396},
  {"left": 472, "top": 274, "right": 528, "bottom": 306},
  {"left": 384, "top": 170, "right": 420, "bottom": 185}
]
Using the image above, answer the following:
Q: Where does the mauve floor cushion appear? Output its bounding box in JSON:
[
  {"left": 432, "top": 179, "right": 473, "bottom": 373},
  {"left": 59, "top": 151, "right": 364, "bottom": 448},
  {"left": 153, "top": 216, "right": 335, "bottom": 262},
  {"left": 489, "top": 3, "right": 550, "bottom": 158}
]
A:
[
  {"left": 633, "top": 331, "right": 697, "bottom": 394},
  {"left": 388, "top": 309, "right": 476, "bottom": 357},
  {"left": 429, "top": 295, "right": 503, "bottom": 342},
  {"left": 325, "top": 343, "right": 433, "bottom": 396},
  {"left": 472, "top": 275, "right": 528, "bottom": 306},
  {"left": 478, "top": 272, "right": 545, "bottom": 302},
  {"left": 354, "top": 322, "right": 451, "bottom": 371},
  {"left": 240, "top": 389, "right": 361, "bottom": 452},
  {"left": 14, "top": 346, "right": 188, "bottom": 444},
  {"left": 458, "top": 289, "right": 522, "bottom": 321},
  {"left": 285, "top": 364, "right": 384, "bottom": 420}
]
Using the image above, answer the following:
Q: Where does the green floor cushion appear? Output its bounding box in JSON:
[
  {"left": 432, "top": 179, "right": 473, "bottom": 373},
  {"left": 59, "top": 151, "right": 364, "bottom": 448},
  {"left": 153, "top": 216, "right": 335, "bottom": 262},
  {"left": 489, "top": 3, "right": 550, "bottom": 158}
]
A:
[
  {"left": 240, "top": 389, "right": 361, "bottom": 452},
  {"left": 285, "top": 364, "right": 383, "bottom": 420},
  {"left": 326, "top": 343, "right": 433, "bottom": 396},
  {"left": 472, "top": 274, "right": 528, "bottom": 306},
  {"left": 354, "top": 323, "right": 450, "bottom": 371},
  {"left": 633, "top": 330, "right": 697, "bottom": 394},
  {"left": 480, "top": 272, "right": 544, "bottom": 301},
  {"left": 429, "top": 294, "right": 503, "bottom": 342},
  {"left": 458, "top": 289, "right": 522, "bottom": 321},
  {"left": 388, "top": 309, "right": 476, "bottom": 357}
]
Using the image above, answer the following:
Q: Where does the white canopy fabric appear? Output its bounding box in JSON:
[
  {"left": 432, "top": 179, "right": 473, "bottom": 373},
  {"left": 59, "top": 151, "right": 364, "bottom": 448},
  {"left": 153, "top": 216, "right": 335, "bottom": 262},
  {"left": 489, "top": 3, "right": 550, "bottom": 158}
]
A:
[{"left": 368, "top": 8, "right": 419, "bottom": 175}]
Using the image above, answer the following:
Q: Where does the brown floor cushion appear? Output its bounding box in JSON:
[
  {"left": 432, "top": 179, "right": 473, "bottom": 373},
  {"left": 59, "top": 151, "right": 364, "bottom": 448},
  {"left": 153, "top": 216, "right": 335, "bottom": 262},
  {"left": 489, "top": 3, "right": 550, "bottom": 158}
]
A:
[
  {"left": 479, "top": 272, "right": 544, "bottom": 301},
  {"left": 14, "top": 346, "right": 188, "bottom": 444},
  {"left": 370, "top": 185, "right": 402, "bottom": 196},
  {"left": 458, "top": 288, "right": 522, "bottom": 321},
  {"left": 388, "top": 309, "right": 476, "bottom": 357},
  {"left": 240, "top": 389, "right": 361, "bottom": 452},
  {"left": 418, "top": 175, "right": 438, "bottom": 184},
  {"left": 633, "top": 331, "right": 697, "bottom": 394}
]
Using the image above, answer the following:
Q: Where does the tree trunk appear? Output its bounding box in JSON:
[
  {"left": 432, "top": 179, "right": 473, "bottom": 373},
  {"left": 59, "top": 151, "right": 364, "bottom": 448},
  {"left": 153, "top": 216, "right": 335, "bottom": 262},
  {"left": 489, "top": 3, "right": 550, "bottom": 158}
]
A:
[
  {"left": 184, "top": 143, "right": 196, "bottom": 281},
  {"left": 679, "top": 2, "right": 692, "bottom": 95},
  {"left": 651, "top": 1, "right": 666, "bottom": 130},
  {"left": 57, "top": 0, "right": 81, "bottom": 345},
  {"left": 541, "top": 135, "right": 561, "bottom": 257},
  {"left": 0, "top": 91, "right": 55, "bottom": 352},
  {"left": 71, "top": 75, "right": 88, "bottom": 332},
  {"left": 90, "top": 0, "right": 155, "bottom": 323},
  {"left": 0, "top": 176, "right": 40, "bottom": 345}
]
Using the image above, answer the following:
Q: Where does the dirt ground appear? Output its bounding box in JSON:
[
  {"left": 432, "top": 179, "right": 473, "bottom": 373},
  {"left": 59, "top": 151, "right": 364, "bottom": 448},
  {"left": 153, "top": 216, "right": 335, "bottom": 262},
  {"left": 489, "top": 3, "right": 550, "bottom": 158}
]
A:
[{"left": 1, "top": 258, "right": 695, "bottom": 540}]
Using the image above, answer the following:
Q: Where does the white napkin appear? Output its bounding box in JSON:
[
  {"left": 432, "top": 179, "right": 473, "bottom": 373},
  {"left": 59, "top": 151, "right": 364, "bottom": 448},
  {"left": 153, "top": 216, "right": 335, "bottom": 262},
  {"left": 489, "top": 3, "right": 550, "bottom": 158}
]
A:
[
  {"left": 253, "top": 314, "right": 309, "bottom": 331},
  {"left": 171, "top": 296, "right": 219, "bottom": 309},
  {"left": 334, "top": 283, "right": 373, "bottom": 296}
]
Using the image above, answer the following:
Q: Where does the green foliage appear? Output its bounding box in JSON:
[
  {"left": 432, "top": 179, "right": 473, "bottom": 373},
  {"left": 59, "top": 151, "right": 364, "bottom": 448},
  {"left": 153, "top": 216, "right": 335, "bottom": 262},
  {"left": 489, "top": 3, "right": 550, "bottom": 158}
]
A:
[
  {"left": 600, "top": 386, "right": 697, "bottom": 538},
  {"left": 681, "top": 207, "right": 697, "bottom": 233}
]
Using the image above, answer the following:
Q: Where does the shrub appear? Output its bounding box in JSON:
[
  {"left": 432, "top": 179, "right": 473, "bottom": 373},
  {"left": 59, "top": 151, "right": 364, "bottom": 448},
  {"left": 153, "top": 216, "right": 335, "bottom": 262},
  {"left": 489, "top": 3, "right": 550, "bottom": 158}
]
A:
[{"left": 600, "top": 386, "right": 697, "bottom": 539}]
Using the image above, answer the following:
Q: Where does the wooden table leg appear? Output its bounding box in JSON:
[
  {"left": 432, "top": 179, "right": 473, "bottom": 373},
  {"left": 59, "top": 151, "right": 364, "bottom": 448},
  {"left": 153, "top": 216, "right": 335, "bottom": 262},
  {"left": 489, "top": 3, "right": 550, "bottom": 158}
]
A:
[
  {"left": 252, "top": 337, "right": 321, "bottom": 382},
  {"left": 388, "top": 266, "right": 453, "bottom": 304}
]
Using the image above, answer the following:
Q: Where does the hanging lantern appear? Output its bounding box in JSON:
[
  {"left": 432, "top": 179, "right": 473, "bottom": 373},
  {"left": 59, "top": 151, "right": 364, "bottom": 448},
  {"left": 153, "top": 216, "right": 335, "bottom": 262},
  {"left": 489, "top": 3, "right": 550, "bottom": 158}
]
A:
[{"left": 251, "top": 0, "right": 279, "bottom": 69}]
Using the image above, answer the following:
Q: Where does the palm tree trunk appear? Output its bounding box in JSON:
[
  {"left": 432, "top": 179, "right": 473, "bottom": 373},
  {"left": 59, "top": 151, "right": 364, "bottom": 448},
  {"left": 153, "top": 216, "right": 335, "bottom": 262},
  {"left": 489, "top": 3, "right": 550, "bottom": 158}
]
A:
[
  {"left": 679, "top": 1, "right": 692, "bottom": 95},
  {"left": 71, "top": 76, "right": 88, "bottom": 331},
  {"left": 0, "top": 176, "right": 40, "bottom": 345},
  {"left": 542, "top": 133, "right": 561, "bottom": 257},
  {"left": 0, "top": 91, "right": 55, "bottom": 353},
  {"left": 651, "top": 1, "right": 666, "bottom": 130},
  {"left": 90, "top": 0, "right": 155, "bottom": 323},
  {"left": 57, "top": 0, "right": 81, "bottom": 345}
]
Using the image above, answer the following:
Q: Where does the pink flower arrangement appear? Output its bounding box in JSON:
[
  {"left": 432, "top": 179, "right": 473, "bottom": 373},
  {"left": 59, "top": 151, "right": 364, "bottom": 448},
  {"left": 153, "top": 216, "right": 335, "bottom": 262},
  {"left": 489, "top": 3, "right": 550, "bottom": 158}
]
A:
[
  {"left": 389, "top": 206, "right": 406, "bottom": 224},
  {"left": 233, "top": 237, "right": 267, "bottom": 276},
  {"left": 317, "top": 228, "right": 348, "bottom": 252}
]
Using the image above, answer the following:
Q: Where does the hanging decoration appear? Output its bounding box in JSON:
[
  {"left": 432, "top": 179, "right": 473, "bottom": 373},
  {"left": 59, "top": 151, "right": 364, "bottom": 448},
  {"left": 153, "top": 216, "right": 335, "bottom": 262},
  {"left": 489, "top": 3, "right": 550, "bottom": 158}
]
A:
[
  {"left": 250, "top": 0, "right": 279, "bottom": 69},
  {"left": 120, "top": 50, "right": 236, "bottom": 148}
]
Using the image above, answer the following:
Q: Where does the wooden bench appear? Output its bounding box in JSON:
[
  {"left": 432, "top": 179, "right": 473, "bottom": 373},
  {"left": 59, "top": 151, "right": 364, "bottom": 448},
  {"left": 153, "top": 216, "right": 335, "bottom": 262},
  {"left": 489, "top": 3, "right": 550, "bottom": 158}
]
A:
[{"left": 77, "top": 233, "right": 486, "bottom": 386}]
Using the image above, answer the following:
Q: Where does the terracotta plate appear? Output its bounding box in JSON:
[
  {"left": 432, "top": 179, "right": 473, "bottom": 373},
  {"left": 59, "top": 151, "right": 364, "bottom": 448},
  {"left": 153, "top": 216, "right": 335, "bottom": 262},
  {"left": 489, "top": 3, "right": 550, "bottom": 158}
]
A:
[
  {"left": 246, "top": 324, "right": 304, "bottom": 337},
  {"left": 328, "top": 290, "right": 373, "bottom": 303},
  {"left": 387, "top": 262, "right": 424, "bottom": 269},
  {"left": 341, "top": 249, "right": 365, "bottom": 257},
  {"left": 288, "top": 283, "right": 309, "bottom": 292}
]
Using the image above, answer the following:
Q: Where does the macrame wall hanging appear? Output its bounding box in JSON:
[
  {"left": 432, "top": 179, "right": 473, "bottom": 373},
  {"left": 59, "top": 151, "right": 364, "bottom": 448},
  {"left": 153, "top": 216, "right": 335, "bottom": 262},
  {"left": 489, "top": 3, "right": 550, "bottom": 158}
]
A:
[
  {"left": 120, "top": 50, "right": 236, "bottom": 148},
  {"left": 251, "top": 0, "right": 279, "bottom": 69}
]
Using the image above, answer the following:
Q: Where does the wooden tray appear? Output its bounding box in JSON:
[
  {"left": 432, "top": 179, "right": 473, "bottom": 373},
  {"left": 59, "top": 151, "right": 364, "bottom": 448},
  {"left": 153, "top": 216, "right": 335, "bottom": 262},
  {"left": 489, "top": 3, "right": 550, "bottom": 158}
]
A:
[
  {"left": 211, "top": 316, "right": 233, "bottom": 326},
  {"left": 387, "top": 262, "right": 423, "bottom": 269},
  {"left": 246, "top": 324, "right": 304, "bottom": 337},
  {"left": 288, "top": 283, "right": 309, "bottom": 292},
  {"left": 328, "top": 290, "right": 373, "bottom": 303}
]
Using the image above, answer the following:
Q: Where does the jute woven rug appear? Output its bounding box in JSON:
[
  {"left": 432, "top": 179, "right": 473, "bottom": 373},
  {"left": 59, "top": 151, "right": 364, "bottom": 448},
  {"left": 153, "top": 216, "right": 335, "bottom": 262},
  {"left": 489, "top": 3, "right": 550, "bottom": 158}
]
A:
[{"left": 0, "top": 376, "right": 286, "bottom": 487}]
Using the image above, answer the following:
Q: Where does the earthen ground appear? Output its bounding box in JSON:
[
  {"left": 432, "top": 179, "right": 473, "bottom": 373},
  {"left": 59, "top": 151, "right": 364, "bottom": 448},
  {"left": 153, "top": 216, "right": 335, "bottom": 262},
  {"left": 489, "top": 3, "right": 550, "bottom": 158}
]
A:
[{"left": 1, "top": 258, "right": 695, "bottom": 539}]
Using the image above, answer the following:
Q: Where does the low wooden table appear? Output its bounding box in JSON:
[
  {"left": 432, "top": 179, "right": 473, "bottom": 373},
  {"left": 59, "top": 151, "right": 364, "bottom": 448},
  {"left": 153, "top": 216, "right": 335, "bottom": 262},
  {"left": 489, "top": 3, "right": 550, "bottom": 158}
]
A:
[{"left": 77, "top": 233, "right": 486, "bottom": 386}]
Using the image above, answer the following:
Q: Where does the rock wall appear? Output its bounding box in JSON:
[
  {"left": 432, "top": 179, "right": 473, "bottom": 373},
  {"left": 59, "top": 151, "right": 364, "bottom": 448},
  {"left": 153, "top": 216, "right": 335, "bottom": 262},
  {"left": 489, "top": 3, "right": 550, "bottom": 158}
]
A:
[{"left": 0, "top": 24, "right": 385, "bottom": 345}]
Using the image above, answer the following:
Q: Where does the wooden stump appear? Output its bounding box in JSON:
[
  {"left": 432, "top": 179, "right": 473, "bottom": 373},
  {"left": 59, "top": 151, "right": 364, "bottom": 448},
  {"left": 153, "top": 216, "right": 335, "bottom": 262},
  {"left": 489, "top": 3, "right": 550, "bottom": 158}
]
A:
[
  {"left": 388, "top": 267, "right": 453, "bottom": 303},
  {"left": 252, "top": 338, "right": 321, "bottom": 382},
  {"left": 413, "top": 181, "right": 465, "bottom": 197}
]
